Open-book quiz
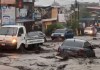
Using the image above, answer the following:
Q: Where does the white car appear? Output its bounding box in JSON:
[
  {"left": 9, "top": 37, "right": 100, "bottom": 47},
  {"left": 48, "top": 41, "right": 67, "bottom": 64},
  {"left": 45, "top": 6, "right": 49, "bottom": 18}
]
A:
[{"left": 84, "top": 26, "right": 97, "bottom": 36}]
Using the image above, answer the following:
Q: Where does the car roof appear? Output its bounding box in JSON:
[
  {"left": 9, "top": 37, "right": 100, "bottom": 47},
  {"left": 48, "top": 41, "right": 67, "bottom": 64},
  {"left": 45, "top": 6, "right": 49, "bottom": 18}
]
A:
[{"left": 64, "top": 38, "right": 87, "bottom": 43}]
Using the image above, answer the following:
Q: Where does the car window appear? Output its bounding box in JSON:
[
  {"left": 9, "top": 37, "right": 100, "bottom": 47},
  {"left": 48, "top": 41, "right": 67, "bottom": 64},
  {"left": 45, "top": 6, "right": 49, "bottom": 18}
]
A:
[
  {"left": 84, "top": 42, "right": 91, "bottom": 48},
  {"left": 62, "top": 40, "right": 83, "bottom": 48},
  {"left": 85, "top": 27, "right": 92, "bottom": 30},
  {"left": 18, "top": 27, "right": 24, "bottom": 36},
  {"left": 67, "top": 31, "right": 73, "bottom": 33},
  {"left": 0, "top": 27, "right": 18, "bottom": 36}
]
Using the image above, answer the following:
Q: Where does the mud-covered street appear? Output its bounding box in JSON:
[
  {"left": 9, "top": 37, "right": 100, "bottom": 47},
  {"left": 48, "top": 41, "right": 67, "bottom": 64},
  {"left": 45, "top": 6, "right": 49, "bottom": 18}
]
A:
[{"left": 0, "top": 35, "right": 100, "bottom": 70}]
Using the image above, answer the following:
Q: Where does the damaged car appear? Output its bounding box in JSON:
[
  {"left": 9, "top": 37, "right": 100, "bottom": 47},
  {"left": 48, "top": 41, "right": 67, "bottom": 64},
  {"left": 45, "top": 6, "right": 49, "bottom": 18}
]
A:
[{"left": 57, "top": 39, "right": 95, "bottom": 59}]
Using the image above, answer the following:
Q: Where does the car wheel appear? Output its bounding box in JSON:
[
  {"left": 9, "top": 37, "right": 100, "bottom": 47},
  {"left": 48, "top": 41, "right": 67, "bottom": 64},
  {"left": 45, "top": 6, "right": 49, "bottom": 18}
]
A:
[
  {"left": 59, "top": 52, "right": 69, "bottom": 60},
  {"left": 44, "top": 37, "right": 47, "bottom": 42},
  {"left": 51, "top": 38, "right": 55, "bottom": 40},
  {"left": 86, "top": 50, "right": 95, "bottom": 57},
  {"left": 34, "top": 44, "right": 42, "bottom": 54},
  {"left": 90, "top": 50, "right": 95, "bottom": 57},
  {"left": 63, "top": 54, "right": 69, "bottom": 60},
  {"left": 18, "top": 44, "right": 27, "bottom": 54},
  {"left": 61, "top": 50, "right": 69, "bottom": 60}
]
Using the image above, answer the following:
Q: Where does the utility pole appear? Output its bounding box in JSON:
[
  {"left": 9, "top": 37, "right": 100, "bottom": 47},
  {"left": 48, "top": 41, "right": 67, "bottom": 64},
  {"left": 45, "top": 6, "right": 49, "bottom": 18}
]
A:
[
  {"left": 75, "top": 0, "right": 79, "bottom": 25},
  {"left": 74, "top": 0, "right": 79, "bottom": 35}
]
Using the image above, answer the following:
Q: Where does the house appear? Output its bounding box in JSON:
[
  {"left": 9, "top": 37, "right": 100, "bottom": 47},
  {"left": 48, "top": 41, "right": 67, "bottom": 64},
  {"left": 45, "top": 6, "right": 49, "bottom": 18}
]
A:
[
  {"left": 34, "top": 1, "right": 67, "bottom": 32},
  {"left": 0, "top": 0, "right": 35, "bottom": 32},
  {"left": 86, "top": 6, "right": 100, "bottom": 27}
]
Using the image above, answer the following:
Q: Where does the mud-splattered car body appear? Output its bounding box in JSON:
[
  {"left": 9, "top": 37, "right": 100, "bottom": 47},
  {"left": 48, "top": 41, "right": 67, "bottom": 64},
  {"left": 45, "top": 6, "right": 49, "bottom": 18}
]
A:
[{"left": 57, "top": 39, "right": 95, "bottom": 58}]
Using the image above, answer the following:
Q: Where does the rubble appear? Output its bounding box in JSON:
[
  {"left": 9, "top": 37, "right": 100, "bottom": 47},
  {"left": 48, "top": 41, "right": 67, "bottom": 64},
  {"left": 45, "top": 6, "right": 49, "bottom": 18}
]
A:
[
  {"left": 93, "top": 37, "right": 100, "bottom": 40},
  {"left": 36, "top": 62, "right": 49, "bottom": 67},
  {"left": 15, "top": 66, "right": 32, "bottom": 70},
  {"left": 40, "top": 54, "right": 55, "bottom": 59},
  {"left": 57, "top": 64, "right": 67, "bottom": 70}
]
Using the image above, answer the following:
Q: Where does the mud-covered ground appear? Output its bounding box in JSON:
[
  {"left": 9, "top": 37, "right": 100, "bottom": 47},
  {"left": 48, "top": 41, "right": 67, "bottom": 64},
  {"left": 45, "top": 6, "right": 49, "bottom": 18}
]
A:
[{"left": 0, "top": 35, "right": 100, "bottom": 70}]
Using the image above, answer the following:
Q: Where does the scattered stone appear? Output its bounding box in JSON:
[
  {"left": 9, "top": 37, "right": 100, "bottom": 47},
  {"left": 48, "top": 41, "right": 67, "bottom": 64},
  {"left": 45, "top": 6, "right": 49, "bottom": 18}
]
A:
[
  {"left": 51, "top": 64, "right": 57, "bottom": 67},
  {"left": 15, "top": 66, "right": 32, "bottom": 70},
  {"left": 93, "top": 37, "right": 100, "bottom": 40},
  {"left": 40, "top": 55, "right": 55, "bottom": 59},
  {"left": 36, "top": 62, "right": 49, "bottom": 67},
  {"left": 89, "top": 60, "right": 94, "bottom": 64},
  {"left": 57, "top": 64, "right": 67, "bottom": 70},
  {"left": 49, "top": 68, "right": 55, "bottom": 70}
]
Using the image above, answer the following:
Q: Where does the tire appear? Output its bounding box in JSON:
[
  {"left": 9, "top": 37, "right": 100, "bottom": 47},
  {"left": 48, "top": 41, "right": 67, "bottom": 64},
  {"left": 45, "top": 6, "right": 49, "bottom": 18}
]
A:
[
  {"left": 51, "top": 38, "right": 54, "bottom": 40},
  {"left": 18, "top": 44, "right": 27, "bottom": 54},
  {"left": 90, "top": 50, "right": 96, "bottom": 57},
  {"left": 86, "top": 50, "right": 95, "bottom": 57},
  {"left": 34, "top": 44, "right": 42, "bottom": 54},
  {"left": 60, "top": 50, "right": 69, "bottom": 60},
  {"left": 44, "top": 37, "right": 47, "bottom": 42}
]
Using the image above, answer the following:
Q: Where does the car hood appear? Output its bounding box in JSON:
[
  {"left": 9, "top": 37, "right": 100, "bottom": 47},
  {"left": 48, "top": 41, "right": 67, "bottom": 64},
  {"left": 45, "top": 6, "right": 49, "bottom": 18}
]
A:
[
  {"left": 0, "top": 35, "right": 16, "bottom": 43},
  {"left": 84, "top": 30, "right": 91, "bottom": 32}
]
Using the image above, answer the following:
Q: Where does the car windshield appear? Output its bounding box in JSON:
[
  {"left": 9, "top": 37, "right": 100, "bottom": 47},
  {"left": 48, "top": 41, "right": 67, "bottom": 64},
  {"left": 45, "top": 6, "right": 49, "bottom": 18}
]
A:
[
  {"left": 62, "top": 40, "right": 84, "bottom": 48},
  {"left": 85, "top": 27, "right": 92, "bottom": 30},
  {"left": 0, "top": 27, "right": 18, "bottom": 36},
  {"left": 54, "top": 29, "right": 66, "bottom": 33}
]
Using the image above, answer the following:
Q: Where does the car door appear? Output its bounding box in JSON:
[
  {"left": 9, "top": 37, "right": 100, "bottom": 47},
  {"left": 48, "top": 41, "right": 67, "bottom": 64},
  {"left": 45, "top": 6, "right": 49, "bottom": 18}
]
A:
[{"left": 17, "top": 27, "right": 25, "bottom": 49}]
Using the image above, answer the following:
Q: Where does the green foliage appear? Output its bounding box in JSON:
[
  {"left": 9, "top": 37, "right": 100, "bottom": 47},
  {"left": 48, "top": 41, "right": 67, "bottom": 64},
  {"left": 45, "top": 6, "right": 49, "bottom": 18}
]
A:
[
  {"left": 46, "top": 23, "right": 64, "bottom": 35},
  {"left": 71, "top": 21, "right": 79, "bottom": 29},
  {"left": 67, "top": 19, "right": 79, "bottom": 30}
]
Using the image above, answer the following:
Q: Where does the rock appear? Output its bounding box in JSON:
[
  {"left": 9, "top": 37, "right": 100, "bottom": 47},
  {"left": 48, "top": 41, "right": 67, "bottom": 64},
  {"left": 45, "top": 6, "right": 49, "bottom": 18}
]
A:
[
  {"left": 36, "top": 62, "right": 48, "bottom": 67},
  {"left": 57, "top": 64, "right": 67, "bottom": 70},
  {"left": 15, "top": 66, "right": 31, "bottom": 70}
]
